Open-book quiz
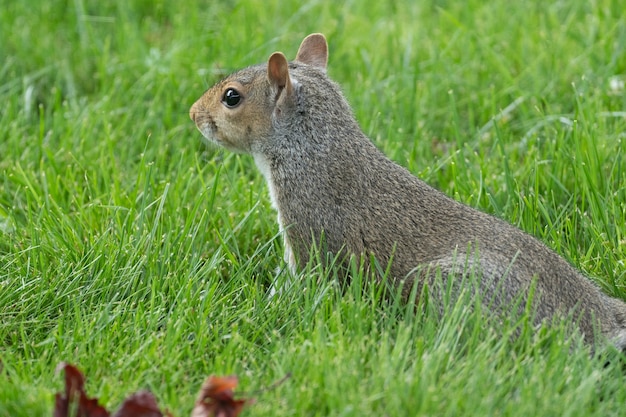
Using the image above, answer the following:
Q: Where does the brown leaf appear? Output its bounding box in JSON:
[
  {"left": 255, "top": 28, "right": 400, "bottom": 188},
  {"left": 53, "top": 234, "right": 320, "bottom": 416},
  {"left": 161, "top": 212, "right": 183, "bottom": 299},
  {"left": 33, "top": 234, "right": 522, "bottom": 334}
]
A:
[
  {"left": 54, "top": 362, "right": 110, "bottom": 417},
  {"left": 191, "top": 376, "right": 252, "bottom": 417},
  {"left": 112, "top": 390, "right": 166, "bottom": 417}
]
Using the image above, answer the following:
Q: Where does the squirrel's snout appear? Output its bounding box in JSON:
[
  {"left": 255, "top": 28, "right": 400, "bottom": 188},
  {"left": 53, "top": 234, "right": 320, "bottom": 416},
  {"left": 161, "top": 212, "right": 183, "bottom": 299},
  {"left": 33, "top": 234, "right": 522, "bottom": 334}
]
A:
[{"left": 189, "top": 101, "right": 201, "bottom": 123}]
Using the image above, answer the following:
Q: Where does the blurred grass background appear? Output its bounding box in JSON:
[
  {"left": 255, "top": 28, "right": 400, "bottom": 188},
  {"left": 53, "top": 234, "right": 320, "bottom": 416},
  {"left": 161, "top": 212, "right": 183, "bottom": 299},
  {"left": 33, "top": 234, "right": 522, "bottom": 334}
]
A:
[{"left": 1, "top": 0, "right": 625, "bottom": 416}]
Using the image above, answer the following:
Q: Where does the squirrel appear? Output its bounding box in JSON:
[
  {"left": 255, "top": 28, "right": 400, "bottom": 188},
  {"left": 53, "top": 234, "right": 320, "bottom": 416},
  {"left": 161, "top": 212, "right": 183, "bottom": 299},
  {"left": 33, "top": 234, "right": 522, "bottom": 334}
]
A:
[{"left": 190, "top": 33, "right": 626, "bottom": 351}]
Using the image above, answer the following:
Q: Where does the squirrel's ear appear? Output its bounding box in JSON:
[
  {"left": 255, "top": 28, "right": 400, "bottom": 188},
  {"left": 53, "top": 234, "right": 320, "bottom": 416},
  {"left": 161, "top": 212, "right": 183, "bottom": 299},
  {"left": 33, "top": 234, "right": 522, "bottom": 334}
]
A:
[
  {"left": 295, "top": 33, "right": 328, "bottom": 72},
  {"left": 267, "top": 52, "right": 293, "bottom": 96}
]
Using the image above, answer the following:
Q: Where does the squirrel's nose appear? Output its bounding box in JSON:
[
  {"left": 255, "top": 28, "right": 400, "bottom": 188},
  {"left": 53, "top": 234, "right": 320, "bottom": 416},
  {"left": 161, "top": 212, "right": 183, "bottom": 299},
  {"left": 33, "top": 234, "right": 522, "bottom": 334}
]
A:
[{"left": 189, "top": 102, "right": 198, "bottom": 122}]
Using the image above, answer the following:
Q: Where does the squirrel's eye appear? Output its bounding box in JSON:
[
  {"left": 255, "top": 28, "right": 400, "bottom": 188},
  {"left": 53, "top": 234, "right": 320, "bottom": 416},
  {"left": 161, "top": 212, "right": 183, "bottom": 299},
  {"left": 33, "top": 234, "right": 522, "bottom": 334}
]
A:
[{"left": 222, "top": 88, "right": 242, "bottom": 108}]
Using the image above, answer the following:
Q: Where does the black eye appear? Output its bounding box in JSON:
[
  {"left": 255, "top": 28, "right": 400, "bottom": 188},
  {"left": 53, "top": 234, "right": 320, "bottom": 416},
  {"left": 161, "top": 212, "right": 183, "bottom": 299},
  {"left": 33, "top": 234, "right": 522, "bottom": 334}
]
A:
[{"left": 222, "top": 88, "right": 242, "bottom": 108}]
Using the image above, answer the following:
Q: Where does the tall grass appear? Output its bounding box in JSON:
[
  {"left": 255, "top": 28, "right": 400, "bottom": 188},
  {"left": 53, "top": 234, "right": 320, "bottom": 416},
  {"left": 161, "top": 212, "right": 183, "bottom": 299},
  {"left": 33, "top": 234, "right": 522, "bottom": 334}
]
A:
[{"left": 1, "top": 0, "right": 625, "bottom": 416}]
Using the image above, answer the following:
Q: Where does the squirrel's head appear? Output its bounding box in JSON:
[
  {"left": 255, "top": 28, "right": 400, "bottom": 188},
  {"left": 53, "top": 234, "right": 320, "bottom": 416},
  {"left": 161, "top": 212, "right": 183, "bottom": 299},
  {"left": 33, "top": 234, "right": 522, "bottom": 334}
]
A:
[{"left": 190, "top": 33, "right": 329, "bottom": 153}]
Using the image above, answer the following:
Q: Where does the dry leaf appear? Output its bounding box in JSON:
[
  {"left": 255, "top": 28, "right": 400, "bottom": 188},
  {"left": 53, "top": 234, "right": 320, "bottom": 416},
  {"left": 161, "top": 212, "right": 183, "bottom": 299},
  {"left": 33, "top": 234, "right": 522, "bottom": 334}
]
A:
[
  {"left": 190, "top": 376, "right": 252, "bottom": 417},
  {"left": 54, "top": 362, "right": 110, "bottom": 417},
  {"left": 112, "top": 390, "right": 168, "bottom": 417}
]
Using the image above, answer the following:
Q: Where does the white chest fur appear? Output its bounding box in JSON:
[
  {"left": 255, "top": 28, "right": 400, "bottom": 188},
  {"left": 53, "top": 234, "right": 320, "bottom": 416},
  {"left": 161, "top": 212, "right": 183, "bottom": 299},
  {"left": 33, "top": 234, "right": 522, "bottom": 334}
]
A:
[{"left": 252, "top": 153, "right": 296, "bottom": 272}]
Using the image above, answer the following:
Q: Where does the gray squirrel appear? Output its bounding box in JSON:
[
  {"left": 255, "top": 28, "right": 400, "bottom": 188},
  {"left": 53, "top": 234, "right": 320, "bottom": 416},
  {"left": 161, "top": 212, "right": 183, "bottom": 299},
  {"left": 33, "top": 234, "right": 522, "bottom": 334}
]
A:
[{"left": 189, "top": 33, "right": 626, "bottom": 351}]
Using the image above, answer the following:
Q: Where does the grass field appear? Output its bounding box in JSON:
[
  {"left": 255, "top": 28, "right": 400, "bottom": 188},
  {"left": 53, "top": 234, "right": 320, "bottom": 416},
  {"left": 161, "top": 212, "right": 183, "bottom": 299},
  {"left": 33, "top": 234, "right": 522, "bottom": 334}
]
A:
[{"left": 1, "top": 0, "right": 626, "bottom": 415}]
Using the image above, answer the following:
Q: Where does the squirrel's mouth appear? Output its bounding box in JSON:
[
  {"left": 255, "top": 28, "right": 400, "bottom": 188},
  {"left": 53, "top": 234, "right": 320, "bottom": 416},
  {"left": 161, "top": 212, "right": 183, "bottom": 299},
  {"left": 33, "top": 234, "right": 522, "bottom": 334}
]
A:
[
  {"left": 198, "top": 125, "right": 222, "bottom": 147},
  {"left": 193, "top": 113, "right": 221, "bottom": 146}
]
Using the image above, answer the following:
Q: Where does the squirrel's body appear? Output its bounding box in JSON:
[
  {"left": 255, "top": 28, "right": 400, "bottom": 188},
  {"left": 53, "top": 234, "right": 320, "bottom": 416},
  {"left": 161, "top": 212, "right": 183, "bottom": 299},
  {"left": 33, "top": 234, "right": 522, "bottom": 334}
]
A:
[{"left": 190, "top": 34, "right": 626, "bottom": 350}]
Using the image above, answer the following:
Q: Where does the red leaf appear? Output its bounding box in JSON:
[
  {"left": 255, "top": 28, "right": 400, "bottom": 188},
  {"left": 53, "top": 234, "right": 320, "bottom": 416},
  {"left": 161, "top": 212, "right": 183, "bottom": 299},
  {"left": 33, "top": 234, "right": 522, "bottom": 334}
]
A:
[
  {"left": 54, "top": 362, "right": 110, "bottom": 417},
  {"left": 191, "top": 376, "right": 252, "bottom": 417},
  {"left": 112, "top": 390, "right": 165, "bottom": 417}
]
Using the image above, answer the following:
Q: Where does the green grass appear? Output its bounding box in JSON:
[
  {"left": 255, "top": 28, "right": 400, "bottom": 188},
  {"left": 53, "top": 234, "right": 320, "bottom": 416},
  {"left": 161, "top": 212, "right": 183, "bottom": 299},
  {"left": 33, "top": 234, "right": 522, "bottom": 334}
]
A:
[{"left": 1, "top": 0, "right": 626, "bottom": 416}]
